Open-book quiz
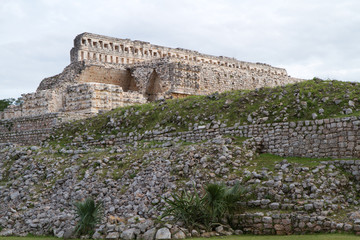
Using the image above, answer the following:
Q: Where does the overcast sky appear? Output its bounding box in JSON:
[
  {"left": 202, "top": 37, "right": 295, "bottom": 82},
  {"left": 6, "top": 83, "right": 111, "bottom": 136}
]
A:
[{"left": 1, "top": 0, "right": 360, "bottom": 99}]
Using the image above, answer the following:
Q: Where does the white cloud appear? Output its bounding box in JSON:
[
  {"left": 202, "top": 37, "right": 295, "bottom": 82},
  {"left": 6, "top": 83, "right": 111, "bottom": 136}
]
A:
[{"left": 0, "top": 0, "right": 360, "bottom": 98}]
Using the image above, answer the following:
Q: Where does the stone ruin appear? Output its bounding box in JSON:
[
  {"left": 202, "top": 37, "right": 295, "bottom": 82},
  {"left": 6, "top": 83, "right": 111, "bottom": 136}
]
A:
[{"left": 0, "top": 32, "right": 303, "bottom": 120}]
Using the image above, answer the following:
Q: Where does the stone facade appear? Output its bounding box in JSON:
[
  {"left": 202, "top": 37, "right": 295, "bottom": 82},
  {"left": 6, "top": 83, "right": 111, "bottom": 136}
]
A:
[{"left": 1, "top": 32, "right": 302, "bottom": 121}]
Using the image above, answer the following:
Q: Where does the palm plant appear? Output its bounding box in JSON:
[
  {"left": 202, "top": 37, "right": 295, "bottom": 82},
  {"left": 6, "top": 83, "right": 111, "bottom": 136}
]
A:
[
  {"left": 74, "top": 198, "right": 103, "bottom": 236},
  {"left": 223, "top": 182, "right": 248, "bottom": 225},
  {"left": 203, "top": 183, "right": 227, "bottom": 222},
  {"left": 204, "top": 182, "right": 247, "bottom": 224}
]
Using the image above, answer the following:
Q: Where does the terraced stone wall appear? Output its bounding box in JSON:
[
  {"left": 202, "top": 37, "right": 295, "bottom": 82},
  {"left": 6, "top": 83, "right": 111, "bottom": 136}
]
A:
[
  {"left": 85, "top": 116, "right": 360, "bottom": 159},
  {"left": 0, "top": 113, "right": 89, "bottom": 145},
  {"left": 238, "top": 212, "right": 359, "bottom": 235},
  {"left": 2, "top": 111, "right": 360, "bottom": 159}
]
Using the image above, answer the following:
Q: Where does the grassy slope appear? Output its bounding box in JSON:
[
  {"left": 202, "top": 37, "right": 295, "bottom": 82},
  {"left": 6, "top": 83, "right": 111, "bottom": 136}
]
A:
[{"left": 51, "top": 79, "right": 360, "bottom": 145}]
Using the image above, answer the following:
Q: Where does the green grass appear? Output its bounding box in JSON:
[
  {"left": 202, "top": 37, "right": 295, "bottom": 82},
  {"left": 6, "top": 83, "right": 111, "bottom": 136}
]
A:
[
  {"left": 248, "top": 153, "right": 333, "bottom": 171},
  {"left": 0, "top": 238, "right": 70, "bottom": 240},
  {"left": 49, "top": 78, "right": 360, "bottom": 146},
  {"left": 192, "top": 234, "right": 360, "bottom": 239}
]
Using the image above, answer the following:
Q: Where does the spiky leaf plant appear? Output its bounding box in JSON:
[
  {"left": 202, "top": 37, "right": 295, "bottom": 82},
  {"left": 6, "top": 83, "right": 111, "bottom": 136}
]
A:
[
  {"left": 162, "top": 182, "right": 247, "bottom": 230},
  {"left": 162, "top": 188, "right": 211, "bottom": 230},
  {"left": 223, "top": 182, "right": 248, "bottom": 226},
  {"left": 203, "top": 183, "right": 227, "bottom": 222},
  {"left": 74, "top": 198, "right": 103, "bottom": 236}
]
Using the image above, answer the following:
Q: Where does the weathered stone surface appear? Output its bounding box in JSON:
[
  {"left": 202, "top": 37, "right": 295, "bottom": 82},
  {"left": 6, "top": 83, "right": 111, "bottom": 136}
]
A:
[
  {"left": 106, "top": 231, "right": 120, "bottom": 239},
  {"left": 269, "top": 202, "right": 280, "bottom": 210},
  {"left": 121, "top": 228, "right": 137, "bottom": 240},
  {"left": 191, "top": 229, "right": 200, "bottom": 237},
  {"left": 155, "top": 228, "right": 171, "bottom": 240},
  {"left": 143, "top": 228, "right": 157, "bottom": 240},
  {"left": 0, "top": 229, "right": 13, "bottom": 237},
  {"left": 63, "top": 228, "right": 74, "bottom": 239},
  {"left": 172, "top": 230, "right": 186, "bottom": 239},
  {"left": 304, "top": 204, "right": 314, "bottom": 211}
]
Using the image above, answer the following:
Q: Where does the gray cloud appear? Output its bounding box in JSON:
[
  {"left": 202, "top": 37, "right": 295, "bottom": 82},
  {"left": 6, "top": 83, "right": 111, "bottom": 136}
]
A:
[{"left": 1, "top": 0, "right": 360, "bottom": 98}]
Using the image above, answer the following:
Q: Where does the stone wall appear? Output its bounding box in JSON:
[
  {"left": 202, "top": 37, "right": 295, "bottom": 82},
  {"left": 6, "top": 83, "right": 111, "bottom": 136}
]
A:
[
  {"left": 2, "top": 110, "right": 360, "bottom": 159},
  {"left": 170, "top": 60, "right": 299, "bottom": 95},
  {"left": 78, "top": 116, "right": 360, "bottom": 159},
  {"left": 238, "top": 212, "right": 358, "bottom": 235},
  {"left": 78, "top": 65, "right": 138, "bottom": 91},
  {"left": 2, "top": 129, "right": 360, "bottom": 238},
  {"left": 0, "top": 113, "right": 90, "bottom": 145},
  {"left": 130, "top": 59, "right": 301, "bottom": 98},
  {"left": 63, "top": 83, "right": 147, "bottom": 113},
  {"left": 37, "top": 61, "right": 86, "bottom": 91},
  {"left": 0, "top": 90, "right": 62, "bottom": 119}
]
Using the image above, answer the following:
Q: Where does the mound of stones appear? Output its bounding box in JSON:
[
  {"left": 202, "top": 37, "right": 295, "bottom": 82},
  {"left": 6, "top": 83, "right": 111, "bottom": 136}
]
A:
[{"left": 1, "top": 136, "right": 360, "bottom": 238}]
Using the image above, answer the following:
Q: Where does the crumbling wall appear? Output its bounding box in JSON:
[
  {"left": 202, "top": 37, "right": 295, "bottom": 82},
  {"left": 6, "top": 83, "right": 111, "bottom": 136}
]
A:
[
  {"left": 64, "top": 83, "right": 146, "bottom": 113},
  {"left": 0, "top": 113, "right": 92, "bottom": 145},
  {"left": 198, "top": 63, "right": 300, "bottom": 94},
  {"left": 1, "top": 90, "right": 63, "bottom": 119},
  {"left": 21, "top": 90, "right": 63, "bottom": 115},
  {"left": 77, "top": 65, "right": 139, "bottom": 91},
  {"left": 37, "top": 61, "right": 86, "bottom": 91},
  {"left": 129, "top": 59, "right": 302, "bottom": 100},
  {"left": 131, "top": 59, "right": 174, "bottom": 100}
]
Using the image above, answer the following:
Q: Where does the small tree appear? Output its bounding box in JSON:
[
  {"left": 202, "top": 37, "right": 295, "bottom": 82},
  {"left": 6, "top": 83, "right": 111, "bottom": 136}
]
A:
[
  {"left": 74, "top": 198, "right": 103, "bottom": 236},
  {"left": 0, "top": 98, "right": 22, "bottom": 112},
  {"left": 0, "top": 98, "right": 14, "bottom": 112}
]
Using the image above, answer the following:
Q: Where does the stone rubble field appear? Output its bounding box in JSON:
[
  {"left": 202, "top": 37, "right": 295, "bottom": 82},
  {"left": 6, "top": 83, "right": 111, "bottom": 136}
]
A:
[{"left": 1, "top": 135, "right": 360, "bottom": 239}]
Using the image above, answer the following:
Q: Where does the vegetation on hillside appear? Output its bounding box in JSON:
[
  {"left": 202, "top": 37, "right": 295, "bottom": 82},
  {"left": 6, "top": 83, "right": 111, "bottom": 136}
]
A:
[
  {"left": 51, "top": 78, "right": 360, "bottom": 145},
  {"left": 162, "top": 182, "right": 247, "bottom": 230},
  {"left": 0, "top": 98, "right": 23, "bottom": 111},
  {"left": 0, "top": 98, "right": 15, "bottom": 112},
  {"left": 74, "top": 198, "right": 103, "bottom": 236}
]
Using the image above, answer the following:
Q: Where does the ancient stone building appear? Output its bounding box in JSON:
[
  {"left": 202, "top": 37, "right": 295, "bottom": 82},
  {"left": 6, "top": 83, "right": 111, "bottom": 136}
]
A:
[{"left": 0, "top": 32, "right": 302, "bottom": 121}]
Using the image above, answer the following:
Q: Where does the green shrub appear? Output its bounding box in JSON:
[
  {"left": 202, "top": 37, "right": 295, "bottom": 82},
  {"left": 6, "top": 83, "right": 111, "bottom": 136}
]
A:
[
  {"left": 162, "top": 187, "right": 211, "bottom": 230},
  {"left": 162, "top": 182, "right": 247, "bottom": 230},
  {"left": 74, "top": 198, "right": 103, "bottom": 236},
  {"left": 203, "top": 183, "right": 227, "bottom": 222},
  {"left": 204, "top": 182, "right": 247, "bottom": 224}
]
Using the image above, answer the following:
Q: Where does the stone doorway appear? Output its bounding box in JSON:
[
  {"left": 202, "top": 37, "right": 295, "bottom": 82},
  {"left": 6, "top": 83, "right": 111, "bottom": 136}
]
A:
[
  {"left": 122, "top": 69, "right": 139, "bottom": 92},
  {"left": 145, "top": 70, "right": 162, "bottom": 101}
]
